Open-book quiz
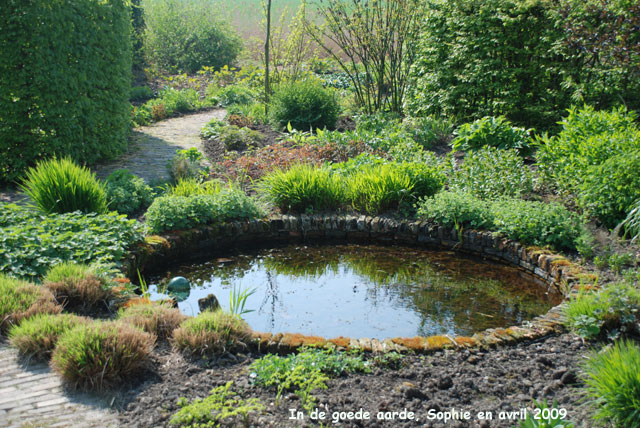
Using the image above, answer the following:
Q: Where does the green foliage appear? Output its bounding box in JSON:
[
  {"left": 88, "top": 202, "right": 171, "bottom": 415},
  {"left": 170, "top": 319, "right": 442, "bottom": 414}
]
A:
[
  {"left": 228, "top": 285, "right": 256, "bottom": 316},
  {"left": 20, "top": 157, "right": 108, "bottom": 215},
  {"left": 451, "top": 116, "right": 532, "bottom": 155},
  {"left": 105, "top": 169, "right": 155, "bottom": 217},
  {"left": 0, "top": 204, "right": 37, "bottom": 228},
  {"left": 371, "top": 351, "right": 405, "bottom": 370},
  {"left": 0, "top": 205, "right": 144, "bottom": 280},
  {"left": 133, "top": 88, "right": 212, "bottom": 126},
  {"left": 8, "top": 313, "right": 88, "bottom": 361},
  {"left": 0, "top": 274, "right": 61, "bottom": 334},
  {"left": 167, "top": 178, "right": 222, "bottom": 197},
  {"left": 169, "top": 381, "right": 264, "bottom": 428},
  {"left": 217, "top": 125, "right": 264, "bottom": 151},
  {"left": 250, "top": 347, "right": 369, "bottom": 411},
  {"left": 168, "top": 148, "right": 207, "bottom": 182},
  {"left": 206, "top": 83, "right": 258, "bottom": 107},
  {"left": 401, "top": 115, "right": 454, "bottom": 148},
  {"left": 130, "top": 85, "right": 154, "bottom": 102},
  {"left": 346, "top": 164, "right": 413, "bottom": 214},
  {"left": 258, "top": 164, "right": 345, "bottom": 214},
  {"left": 416, "top": 191, "right": 493, "bottom": 230},
  {"left": 142, "top": 0, "right": 242, "bottom": 73},
  {"left": 535, "top": 106, "right": 640, "bottom": 194},
  {"left": 200, "top": 118, "right": 226, "bottom": 140},
  {"left": 516, "top": 400, "right": 574, "bottom": 428},
  {"left": 450, "top": 147, "right": 534, "bottom": 199},
  {"left": 575, "top": 228, "right": 597, "bottom": 260},
  {"left": 607, "top": 254, "right": 634, "bottom": 275},
  {"left": 270, "top": 80, "right": 340, "bottom": 131},
  {"left": 0, "top": 0, "right": 131, "bottom": 183},
  {"left": 578, "top": 150, "right": 640, "bottom": 229},
  {"left": 117, "top": 302, "right": 187, "bottom": 339},
  {"left": 145, "top": 189, "right": 264, "bottom": 233},
  {"left": 621, "top": 200, "right": 640, "bottom": 242},
  {"left": 581, "top": 340, "right": 640, "bottom": 427},
  {"left": 565, "top": 282, "right": 640, "bottom": 340},
  {"left": 51, "top": 321, "right": 155, "bottom": 390},
  {"left": 171, "top": 310, "right": 252, "bottom": 355}
]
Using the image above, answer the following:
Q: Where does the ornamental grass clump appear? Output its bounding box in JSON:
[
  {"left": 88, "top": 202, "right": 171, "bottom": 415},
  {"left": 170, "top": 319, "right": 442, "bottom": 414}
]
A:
[
  {"left": 51, "top": 321, "right": 155, "bottom": 390},
  {"left": 582, "top": 340, "right": 640, "bottom": 427},
  {"left": 43, "top": 263, "right": 117, "bottom": 314},
  {"left": 346, "top": 164, "right": 414, "bottom": 214},
  {"left": 172, "top": 310, "right": 252, "bottom": 355},
  {"left": 20, "top": 157, "right": 108, "bottom": 215},
  {"left": 8, "top": 313, "right": 89, "bottom": 361},
  {"left": 118, "top": 302, "right": 187, "bottom": 340},
  {"left": 0, "top": 274, "right": 62, "bottom": 334}
]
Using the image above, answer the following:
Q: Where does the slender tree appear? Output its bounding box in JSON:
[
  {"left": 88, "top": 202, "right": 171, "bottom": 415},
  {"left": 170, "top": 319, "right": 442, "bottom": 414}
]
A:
[{"left": 264, "top": 0, "right": 272, "bottom": 115}]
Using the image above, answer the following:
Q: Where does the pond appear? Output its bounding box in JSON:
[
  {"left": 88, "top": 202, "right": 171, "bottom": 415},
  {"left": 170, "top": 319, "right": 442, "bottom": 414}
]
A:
[{"left": 148, "top": 244, "right": 563, "bottom": 339}]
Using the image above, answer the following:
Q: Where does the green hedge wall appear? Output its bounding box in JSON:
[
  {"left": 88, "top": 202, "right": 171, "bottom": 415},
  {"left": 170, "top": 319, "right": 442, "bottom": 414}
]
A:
[{"left": 0, "top": 0, "right": 132, "bottom": 183}]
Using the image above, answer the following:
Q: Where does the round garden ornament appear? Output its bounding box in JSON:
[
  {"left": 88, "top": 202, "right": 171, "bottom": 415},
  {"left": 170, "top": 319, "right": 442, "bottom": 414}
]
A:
[{"left": 167, "top": 276, "right": 190, "bottom": 292}]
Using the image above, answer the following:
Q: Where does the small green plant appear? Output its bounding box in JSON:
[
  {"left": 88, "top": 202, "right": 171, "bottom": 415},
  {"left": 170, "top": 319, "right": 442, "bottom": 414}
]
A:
[
  {"left": 169, "top": 381, "right": 264, "bottom": 428},
  {"left": 217, "top": 125, "right": 264, "bottom": 151},
  {"left": 51, "top": 321, "right": 155, "bottom": 390},
  {"left": 0, "top": 274, "right": 62, "bottom": 334},
  {"left": 270, "top": 80, "right": 340, "bottom": 131},
  {"left": 575, "top": 228, "right": 597, "bottom": 261},
  {"left": 416, "top": 191, "right": 493, "bottom": 230},
  {"left": 207, "top": 83, "right": 258, "bottom": 107},
  {"left": 258, "top": 164, "right": 345, "bottom": 214},
  {"left": 130, "top": 85, "right": 154, "bottom": 102},
  {"left": 608, "top": 253, "right": 635, "bottom": 275},
  {"left": 594, "top": 256, "right": 609, "bottom": 270},
  {"left": 167, "top": 178, "right": 222, "bottom": 197},
  {"left": 402, "top": 115, "right": 454, "bottom": 148},
  {"left": 621, "top": 199, "right": 640, "bottom": 242},
  {"left": 516, "top": 400, "right": 574, "bottom": 427},
  {"left": 20, "top": 157, "right": 108, "bottom": 214},
  {"left": 8, "top": 313, "right": 88, "bottom": 360},
  {"left": 168, "top": 148, "right": 207, "bottom": 182},
  {"left": 228, "top": 285, "right": 256, "bottom": 316},
  {"left": 452, "top": 116, "right": 532, "bottom": 155},
  {"left": 346, "top": 164, "right": 414, "bottom": 214},
  {"left": 581, "top": 340, "right": 640, "bottom": 427},
  {"left": 200, "top": 118, "right": 226, "bottom": 140},
  {"left": 105, "top": 169, "right": 155, "bottom": 216},
  {"left": 372, "top": 351, "right": 405, "bottom": 370},
  {"left": 171, "top": 310, "right": 252, "bottom": 355}
]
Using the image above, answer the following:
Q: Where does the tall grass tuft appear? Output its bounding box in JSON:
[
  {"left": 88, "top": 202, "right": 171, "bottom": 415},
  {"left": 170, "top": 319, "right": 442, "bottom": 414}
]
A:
[
  {"left": 582, "top": 340, "right": 640, "bottom": 427},
  {"left": 172, "top": 310, "right": 252, "bottom": 355},
  {"left": 167, "top": 178, "right": 223, "bottom": 197},
  {"left": 20, "top": 157, "right": 108, "bottom": 214},
  {"left": 621, "top": 199, "right": 640, "bottom": 242},
  {"left": 118, "top": 302, "right": 187, "bottom": 340},
  {"left": 346, "top": 164, "right": 414, "bottom": 214},
  {"left": 0, "top": 274, "right": 62, "bottom": 334},
  {"left": 259, "top": 164, "right": 345, "bottom": 213}
]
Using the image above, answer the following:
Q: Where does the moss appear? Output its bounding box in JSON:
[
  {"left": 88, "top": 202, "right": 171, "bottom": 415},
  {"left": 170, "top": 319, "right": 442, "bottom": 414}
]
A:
[
  {"left": 328, "top": 336, "right": 351, "bottom": 348},
  {"left": 279, "top": 333, "right": 327, "bottom": 348},
  {"left": 550, "top": 258, "right": 572, "bottom": 267},
  {"left": 144, "top": 235, "right": 170, "bottom": 247},
  {"left": 391, "top": 337, "right": 428, "bottom": 351},
  {"left": 425, "top": 335, "right": 454, "bottom": 350},
  {"left": 454, "top": 336, "right": 477, "bottom": 348}
]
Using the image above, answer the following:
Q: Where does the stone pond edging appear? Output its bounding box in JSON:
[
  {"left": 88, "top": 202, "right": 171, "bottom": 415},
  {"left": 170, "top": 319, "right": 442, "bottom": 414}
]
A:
[{"left": 126, "top": 214, "right": 588, "bottom": 354}]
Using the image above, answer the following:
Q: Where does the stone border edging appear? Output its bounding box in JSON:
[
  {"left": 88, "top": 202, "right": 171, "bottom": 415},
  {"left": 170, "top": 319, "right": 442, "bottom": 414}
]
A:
[{"left": 126, "top": 214, "right": 587, "bottom": 354}]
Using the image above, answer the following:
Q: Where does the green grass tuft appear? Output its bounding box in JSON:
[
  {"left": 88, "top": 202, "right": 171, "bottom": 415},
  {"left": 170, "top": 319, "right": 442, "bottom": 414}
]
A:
[{"left": 171, "top": 310, "right": 252, "bottom": 355}]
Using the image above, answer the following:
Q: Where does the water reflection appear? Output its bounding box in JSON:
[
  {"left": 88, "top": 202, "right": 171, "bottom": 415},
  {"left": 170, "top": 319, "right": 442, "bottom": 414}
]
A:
[{"left": 149, "top": 244, "right": 561, "bottom": 339}]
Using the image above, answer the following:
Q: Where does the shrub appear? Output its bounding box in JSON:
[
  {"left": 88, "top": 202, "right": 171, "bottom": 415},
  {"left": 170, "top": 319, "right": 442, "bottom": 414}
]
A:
[
  {"left": 169, "top": 381, "right": 264, "bottom": 428},
  {"left": 218, "top": 125, "right": 264, "bottom": 151},
  {"left": 206, "top": 83, "right": 258, "bottom": 107},
  {"left": 451, "top": 116, "right": 532, "bottom": 155},
  {"left": 416, "top": 191, "right": 493, "bottom": 230},
  {"left": 581, "top": 340, "right": 640, "bottom": 427},
  {"left": 145, "top": 189, "right": 264, "bottom": 233},
  {"left": 270, "top": 80, "right": 340, "bottom": 131},
  {"left": 621, "top": 200, "right": 640, "bottom": 242},
  {"left": 0, "top": 0, "right": 131, "bottom": 183},
  {"left": 0, "top": 274, "right": 62, "bottom": 334},
  {"left": 258, "top": 164, "right": 345, "bottom": 214},
  {"left": 401, "top": 115, "right": 454, "bottom": 148},
  {"left": 172, "top": 310, "right": 252, "bottom": 355},
  {"left": 565, "top": 282, "right": 640, "bottom": 340},
  {"left": 43, "top": 263, "right": 117, "bottom": 314},
  {"left": 167, "top": 178, "right": 222, "bottom": 197},
  {"left": 118, "top": 302, "right": 187, "bottom": 340},
  {"left": 578, "top": 150, "right": 640, "bottom": 229},
  {"left": 51, "top": 321, "right": 155, "bottom": 390},
  {"left": 346, "top": 164, "right": 414, "bottom": 214},
  {"left": 20, "top": 157, "right": 108, "bottom": 215},
  {"left": 8, "top": 313, "right": 88, "bottom": 360},
  {"left": 535, "top": 106, "right": 640, "bottom": 193},
  {"left": 0, "top": 206, "right": 144, "bottom": 280},
  {"left": 143, "top": 0, "right": 241, "bottom": 73},
  {"left": 105, "top": 169, "right": 155, "bottom": 216},
  {"left": 130, "top": 85, "right": 154, "bottom": 102},
  {"left": 200, "top": 118, "right": 226, "bottom": 140},
  {"left": 450, "top": 147, "right": 534, "bottom": 199},
  {"left": 168, "top": 148, "right": 206, "bottom": 182}
]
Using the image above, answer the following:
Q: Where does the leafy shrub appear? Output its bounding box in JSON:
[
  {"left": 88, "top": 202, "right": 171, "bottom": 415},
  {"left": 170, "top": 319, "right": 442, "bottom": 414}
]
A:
[
  {"left": 43, "top": 263, "right": 117, "bottom": 314},
  {"left": 0, "top": 274, "right": 62, "bottom": 334},
  {"left": 0, "top": 203, "right": 37, "bottom": 227},
  {"left": 105, "top": 169, "right": 155, "bottom": 216},
  {"left": 118, "top": 302, "right": 187, "bottom": 340},
  {"left": 217, "top": 125, "right": 264, "bottom": 151},
  {"left": 51, "top": 321, "right": 155, "bottom": 390},
  {"left": 8, "top": 313, "right": 88, "bottom": 360},
  {"left": 0, "top": 206, "right": 144, "bottom": 280},
  {"left": 143, "top": 0, "right": 241, "bottom": 73},
  {"left": 258, "top": 164, "right": 345, "bottom": 214},
  {"left": 167, "top": 178, "right": 222, "bottom": 197},
  {"left": 270, "top": 80, "right": 340, "bottom": 131},
  {"left": 0, "top": 0, "right": 131, "bottom": 183},
  {"left": 565, "top": 282, "right": 640, "bottom": 340},
  {"left": 578, "top": 150, "right": 640, "bottom": 229},
  {"left": 402, "top": 115, "right": 454, "bottom": 148},
  {"left": 145, "top": 189, "right": 264, "bottom": 233},
  {"left": 621, "top": 199, "right": 640, "bottom": 242},
  {"left": 416, "top": 191, "right": 493, "bottom": 230},
  {"left": 20, "top": 157, "right": 108, "bottom": 215},
  {"left": 168, "top": 148, "right": 206, "bottom": 182},
  {"left": 171, "top": 310, "right": 252, "bottom": 355},
  {"left": 200, "top": 118, "right": 226, "bottom": 140},
  {"left": 450, "top": 147, "right": 534, "bottom": 199},
  {"left": 170, "top": 381, "right": 264, "bottom": 428},
  {"left": 206, "top": 83, "right": 258, "bottom": 107},
  {"left": 451, "top": 116, "right": 532, "bottom": 155},
  {"left": 581, "top": 340, "right": 640, "bottom": 427},
  {"left": 346, "top": 164, "right": 413, "bottom": 214},
  {"left": 535, "top": 106, "right": 640, "bottom": 193},
  {"left": 133, "top": 89, "right": 212, "bottom": 126},
  {"left": 130, "top": 85, "right": 154, "bottom": 102}
]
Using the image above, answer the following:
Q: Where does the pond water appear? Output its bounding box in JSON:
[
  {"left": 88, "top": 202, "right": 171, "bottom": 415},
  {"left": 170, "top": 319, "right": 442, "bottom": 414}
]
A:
[{"left": 148, "top": 244, "right": 562, "bottom": 339}]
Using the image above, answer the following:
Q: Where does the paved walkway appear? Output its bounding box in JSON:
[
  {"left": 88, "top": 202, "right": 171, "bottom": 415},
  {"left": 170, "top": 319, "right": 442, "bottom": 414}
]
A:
[{"left": 0, "top": 344, "right": 120, "bottom": 428}]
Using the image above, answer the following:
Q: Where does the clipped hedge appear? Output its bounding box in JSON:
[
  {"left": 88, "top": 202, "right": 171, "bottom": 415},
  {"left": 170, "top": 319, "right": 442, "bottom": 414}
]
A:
[{"left": 0, "top": 0, "right": 132, "bottom": 183}]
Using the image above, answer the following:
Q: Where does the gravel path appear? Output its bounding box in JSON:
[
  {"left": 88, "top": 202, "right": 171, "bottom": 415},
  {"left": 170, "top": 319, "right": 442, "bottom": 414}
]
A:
[{"left": 0, "top": 343, "right": 120, "bottom": 428}]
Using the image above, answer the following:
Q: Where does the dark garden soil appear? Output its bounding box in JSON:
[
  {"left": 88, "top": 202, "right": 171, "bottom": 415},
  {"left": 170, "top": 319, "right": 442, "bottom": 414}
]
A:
[{"left": 118, "top": 333, "right": 596, "bottom": 428}]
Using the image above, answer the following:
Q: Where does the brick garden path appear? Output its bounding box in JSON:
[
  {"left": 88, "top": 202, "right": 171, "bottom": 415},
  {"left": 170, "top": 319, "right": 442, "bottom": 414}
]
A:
[{"left": 0, "top": 343, "right": 120, "bottom": 428}]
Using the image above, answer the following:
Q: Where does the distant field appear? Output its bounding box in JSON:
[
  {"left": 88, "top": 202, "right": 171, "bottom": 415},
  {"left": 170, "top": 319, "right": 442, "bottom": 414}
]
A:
[{"left": 211, "top": 0, "right": 305, "bottom": 38}]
